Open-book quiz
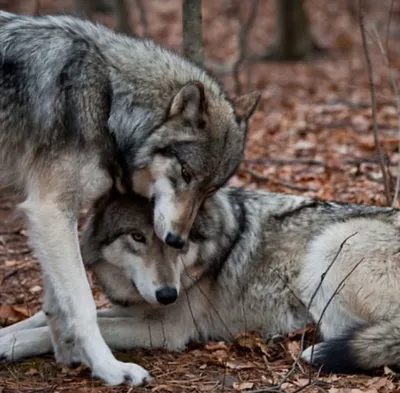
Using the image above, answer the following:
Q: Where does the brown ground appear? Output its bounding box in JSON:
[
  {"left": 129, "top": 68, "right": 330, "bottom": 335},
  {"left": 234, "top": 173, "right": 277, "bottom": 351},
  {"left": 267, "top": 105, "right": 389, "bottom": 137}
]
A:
[{"left": 1, "top": 0, "right": 400, "bottom": 392}]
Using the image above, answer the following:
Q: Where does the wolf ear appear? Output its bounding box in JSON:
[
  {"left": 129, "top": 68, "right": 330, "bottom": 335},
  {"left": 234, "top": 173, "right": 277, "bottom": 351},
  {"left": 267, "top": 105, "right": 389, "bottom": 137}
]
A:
[
  {"left": 169, "top": 82, "right": 206, "bottom": 121},
  {"left": 233, "top": 91, "right": 260, "bottom": 122}
]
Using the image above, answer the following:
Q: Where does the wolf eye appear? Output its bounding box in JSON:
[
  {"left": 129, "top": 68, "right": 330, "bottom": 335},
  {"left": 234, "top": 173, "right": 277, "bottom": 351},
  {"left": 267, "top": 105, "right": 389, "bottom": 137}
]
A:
[
  {"left": 181, "top": 166, "right": 191, "bottom": 184},
  {"left": 130, "top": 233, "right": 146, "bottom": 243}
]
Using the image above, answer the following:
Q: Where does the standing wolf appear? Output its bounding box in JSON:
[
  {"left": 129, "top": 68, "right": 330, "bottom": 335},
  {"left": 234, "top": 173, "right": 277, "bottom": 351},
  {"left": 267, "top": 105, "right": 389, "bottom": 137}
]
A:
[
  {"left": 2, "top": 188, "right": 400, "bottom": 375},
  {"left": 0, "top": 11, "right": 259, "bottom": 385}
]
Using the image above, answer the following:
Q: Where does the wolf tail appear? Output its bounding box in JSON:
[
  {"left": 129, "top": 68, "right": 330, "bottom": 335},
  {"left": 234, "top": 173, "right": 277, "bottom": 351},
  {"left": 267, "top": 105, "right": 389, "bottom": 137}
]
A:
[{"left": 302, "top": 319, "right": 400, "bottom": 374}]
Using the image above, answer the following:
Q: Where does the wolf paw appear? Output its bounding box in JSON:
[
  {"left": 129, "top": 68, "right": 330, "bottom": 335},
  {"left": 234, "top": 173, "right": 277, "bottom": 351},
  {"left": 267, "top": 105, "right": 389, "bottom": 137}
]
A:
[
  {"left": 301, "top": 344, "right": 321, "bottom": 365},
  {"left": 92, "top": 358, "right": 152, "bottom": 386},
  {"left": 0, "top": 333, "right": 27, "bottom": 362}
]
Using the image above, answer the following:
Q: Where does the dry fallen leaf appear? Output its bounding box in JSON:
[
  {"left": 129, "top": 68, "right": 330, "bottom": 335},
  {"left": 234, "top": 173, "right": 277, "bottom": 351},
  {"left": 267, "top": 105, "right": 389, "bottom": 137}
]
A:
[
  {"left": 287, "top": 340, "right": 300, "bottom": 359},
  {"left": 25, "top": 368, "right": 39, "bottom": 376},
  {"left": 235, "top": 331, "right": 271, "bottom": 357},
  {"left": 29, "top": 285, "right": 42, "bottom": 293},
  {"left": 205, "top": 341, "right": 229, "bottom": 351},
  {"left": 367, "top": 376, "right": 390, "bottom": 390},
  {"left": 0, "top": 304, "right": 31, "bottom": 324},
  {"left": 288, "top": 325, "right": 314, "bottom": 338},
  {"left": 226, "top": 360, "right": 255, "bottom": 370},
  {"left": 233, "top": 381, "right": 254, "bottom": 390}
]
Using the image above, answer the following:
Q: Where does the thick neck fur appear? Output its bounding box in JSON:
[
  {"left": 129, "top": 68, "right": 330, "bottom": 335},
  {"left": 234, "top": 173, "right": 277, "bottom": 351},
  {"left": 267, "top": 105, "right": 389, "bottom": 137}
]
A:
[{"left": 191, "top": 188, "right": 250, "bottom": 282}]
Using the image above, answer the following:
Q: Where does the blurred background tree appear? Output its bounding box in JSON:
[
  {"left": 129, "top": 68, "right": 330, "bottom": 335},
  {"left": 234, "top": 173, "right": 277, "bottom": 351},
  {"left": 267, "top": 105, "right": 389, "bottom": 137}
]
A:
[{"left": 258, "top": 0, "right": 325, "bottom": 61}]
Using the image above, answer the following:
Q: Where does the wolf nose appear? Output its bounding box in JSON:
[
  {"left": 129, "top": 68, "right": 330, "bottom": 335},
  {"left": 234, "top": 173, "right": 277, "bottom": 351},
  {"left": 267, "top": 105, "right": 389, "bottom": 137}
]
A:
[
  {"left": 165, "top": 232, "right": 185, "bottom": 249},
  {"left": 156, "top": 287, "right": 178, "bottom": 305}
]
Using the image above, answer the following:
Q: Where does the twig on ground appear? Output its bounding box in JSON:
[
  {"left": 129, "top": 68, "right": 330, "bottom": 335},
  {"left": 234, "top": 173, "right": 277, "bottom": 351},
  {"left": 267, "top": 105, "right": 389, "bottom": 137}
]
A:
[
  {"left": 245, "top": 156, "right": 392, "bottom": 169},
  {"left": 232, "top": 0, "right": 259, "bottom": 95},
  {"left": 244, "top": 168, "right": 318, "bottom": 192},
  {"left": 370, "top": 23, "right": 400, "bottom": 207},
  {"left": 358, "top": 0, "right": 391, "bottom": 205},
  {"left": 1, "top": 267, "right": 26, "bottom": 284},
  {"left": 245, "top": 158, "right": 325, "bottom": 167},
  {"left": 315, "top": 98, "right": 397, "bottom": 108}
]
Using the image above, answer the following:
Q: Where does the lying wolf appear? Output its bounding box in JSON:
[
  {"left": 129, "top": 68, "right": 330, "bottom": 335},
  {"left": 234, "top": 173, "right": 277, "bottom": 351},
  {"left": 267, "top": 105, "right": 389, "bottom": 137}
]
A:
[
  {"left": 1, "top": 188, "right": 399, "bottom": 374},
  {"left": 0, "top": 10, "right": 259, "bottom": 385}
]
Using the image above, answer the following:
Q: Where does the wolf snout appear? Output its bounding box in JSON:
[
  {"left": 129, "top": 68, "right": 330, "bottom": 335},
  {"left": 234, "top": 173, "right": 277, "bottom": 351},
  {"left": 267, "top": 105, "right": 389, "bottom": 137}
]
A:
[
  {"left": 165, "top": 232, "right": 185, "bottom": 249},
  {"left": 155, "top": 286, "right": 178, "bottom": 305}
]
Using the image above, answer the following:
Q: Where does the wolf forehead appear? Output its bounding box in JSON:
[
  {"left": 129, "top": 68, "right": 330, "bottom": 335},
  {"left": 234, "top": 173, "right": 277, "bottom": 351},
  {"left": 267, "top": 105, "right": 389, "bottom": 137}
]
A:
[
  {"left": 94, "top": 194, "right": 154, "bottom": 239},
  {"left": 152, "top": 137, "right": 241, "bottom": 184}
]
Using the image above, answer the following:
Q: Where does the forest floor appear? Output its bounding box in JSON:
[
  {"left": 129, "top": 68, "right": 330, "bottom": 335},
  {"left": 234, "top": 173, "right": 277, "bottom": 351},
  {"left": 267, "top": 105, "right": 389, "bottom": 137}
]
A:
[{"left": 1, "top": 0, "right": 400, "bottom": 392}]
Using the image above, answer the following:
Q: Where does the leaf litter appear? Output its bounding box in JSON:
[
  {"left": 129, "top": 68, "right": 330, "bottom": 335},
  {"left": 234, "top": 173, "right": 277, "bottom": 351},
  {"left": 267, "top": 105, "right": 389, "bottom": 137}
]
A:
[{"left": 2, "top": 0, "right": 400, "bottom": 392}]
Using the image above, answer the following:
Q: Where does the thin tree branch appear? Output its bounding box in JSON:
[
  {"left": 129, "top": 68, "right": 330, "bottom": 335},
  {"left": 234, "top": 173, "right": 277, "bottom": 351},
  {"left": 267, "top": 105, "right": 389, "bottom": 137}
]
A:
[
  {"left": 75, "top": 0, "right": 96, "bottom": 20},
  {"left": 248, "top": 233, "right": 358, "bottom": 393},
  {"left": 385, "top": 0, "right": 395, "bottom": 52},
  {"left": 115, "top": 0, "right": 134, "bottom": 36},
  {"left": 309, "top": 257, "right": 364, "bottom": 366},
  {"left": 370, "top": 24, "right": 400, "bottom": 207},
  {"left": 136, "top": 0, "right": 148, "bottom": 37},
  {"left": 182, "top": 0, "right": 204, "bottom": 66},
  {"left": 358, "top": 0, "right": 391, "bottom": 205},
  {"left": 232, "top": 0, "right": 259, "bottom": 95}
]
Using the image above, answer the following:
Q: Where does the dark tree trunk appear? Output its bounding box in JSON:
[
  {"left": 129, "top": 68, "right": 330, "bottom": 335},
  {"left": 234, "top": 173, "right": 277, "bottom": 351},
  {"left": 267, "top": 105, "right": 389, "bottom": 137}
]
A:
[
  {"left": 75, "top": 0, "right": 97, "bottom": 19},
  {"left": 75, "top": 0, "right": 115, "bottom": 20},
  {"left": 261, "top": 0, "right": 325, "bottom": 61},
  {"left": 115, "top": 0, "right": 135, "bottom": 36},
  {"left": 182, "top": 0, "right": 204, "bottom": 67}
]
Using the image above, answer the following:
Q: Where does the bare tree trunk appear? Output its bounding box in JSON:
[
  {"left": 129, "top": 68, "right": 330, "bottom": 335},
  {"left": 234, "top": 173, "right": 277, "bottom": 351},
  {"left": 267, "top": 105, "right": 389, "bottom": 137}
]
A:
[
  {"left": 6, "top": 0, "right": 37, "bottom": 14},
  {"left": 75, "top": 0, "right": 115, "bottom": 20},
  {"left": 115, "top": 0, "right": 134, "bottom": 36},
  {"left": 75, "top": 0, "right": 97, "bottom": 19},
  {"left": 182, "top": 0, "right": 204, "bottom": 67},
  {"left": 260, "top": 0, "right": 325, "bottom": 61}
]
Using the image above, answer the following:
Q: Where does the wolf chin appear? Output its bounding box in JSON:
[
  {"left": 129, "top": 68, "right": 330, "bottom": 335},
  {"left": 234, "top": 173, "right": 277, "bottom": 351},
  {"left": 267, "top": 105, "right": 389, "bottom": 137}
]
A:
[
  {"left": 0, "top": 11, "right": 259, "bottom": 386},
  {"left": 2, "top": 188, "right": 400, "bottom": 375}
]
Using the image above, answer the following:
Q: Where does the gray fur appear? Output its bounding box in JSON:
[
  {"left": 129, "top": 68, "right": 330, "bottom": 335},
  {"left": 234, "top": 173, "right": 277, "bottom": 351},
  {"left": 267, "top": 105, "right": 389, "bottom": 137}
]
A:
[
  {"left": 2, "top": 188, "right": 400, "bottom": 374},
  {"left": 0, "top": 11, "right": 259, "bottom": 386}
]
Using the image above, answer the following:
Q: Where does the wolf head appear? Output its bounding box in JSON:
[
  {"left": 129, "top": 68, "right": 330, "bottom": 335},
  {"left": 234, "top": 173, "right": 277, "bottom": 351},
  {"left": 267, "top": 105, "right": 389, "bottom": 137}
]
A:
[
  {"left": 80, "top": 191, "right": 200, "bottom": 306},
  {"left": 130, "top": 82, "right": 259, "bottom": 249},
  {"left": 80, "top": 188, "right": 241, "bottom": 307}
]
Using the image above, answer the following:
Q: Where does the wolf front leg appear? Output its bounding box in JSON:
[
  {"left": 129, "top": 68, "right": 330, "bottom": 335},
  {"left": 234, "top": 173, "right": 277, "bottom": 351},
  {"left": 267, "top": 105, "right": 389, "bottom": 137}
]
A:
[
  {"left": 0, "top": 310, "right": 48, "bottom": 338},
  {"left": 0, "top": 310, "right": 197, "bottom": 362},
  {"left": 0, "top": 307, "right": 135, "bottom": 338},
  {"left": 19, "top": 192, "right": 150, "bottom": 386},
  {"left": 97, "top": 293, "right": 207, "bottom": 352},
  {"left": 97, "top": 316, "right": 191, "bottom": 351},
  {"left": 0, "top": 327, "right": 53, "bottom": 361}
]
